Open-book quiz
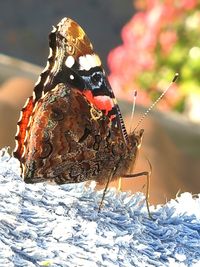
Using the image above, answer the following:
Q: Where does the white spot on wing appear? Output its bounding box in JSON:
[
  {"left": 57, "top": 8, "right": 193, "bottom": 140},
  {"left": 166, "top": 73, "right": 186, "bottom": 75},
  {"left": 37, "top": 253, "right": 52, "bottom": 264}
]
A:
[
  {"left": 34, "top": 75, "right": 41, "bottom": 87},
  {"left": 44, "top": 75, "right": 50, "bottom": 87},
  {"left": 13, "top": 140, "right": 19, "bottom": 153},
  {"left": 48, "top": 47, "right": 53, "bottom": 59},
  {"left": 33, "top": 91, "right": 36, "bottom": 101},
  {"left": 41, "top": 61, "right": 50, "bottom": 73},
  {"left": 15, "top": 124, "right": 20, "bottom": 136},
  {"left": 79, "top": 54, "right": 101, "bottom": 71},
  {"left": 51, "top": 26, "right": 57, "bottom": 33},
  {"left": 18, "top": 111, "right": 23, "bottom": 122},
  {"left": 65, "top": 56, "right": 75, "bottom": 68},
  {"left": 22, "top": 97, "right": 31, "bottom": 109}
]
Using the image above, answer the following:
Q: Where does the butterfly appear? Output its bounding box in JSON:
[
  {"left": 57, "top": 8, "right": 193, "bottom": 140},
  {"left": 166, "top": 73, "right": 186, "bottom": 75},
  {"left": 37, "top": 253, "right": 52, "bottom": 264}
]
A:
[{"left": 13, "top": 18, "right": 149, "bottom": 211}]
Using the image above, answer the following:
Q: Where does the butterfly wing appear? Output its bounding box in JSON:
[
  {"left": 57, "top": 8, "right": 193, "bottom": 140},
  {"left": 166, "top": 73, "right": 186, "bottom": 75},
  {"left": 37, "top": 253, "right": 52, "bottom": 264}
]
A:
[
  {"left": 21, "top": 83, "right": 126, "bottom": 184},
  {"left": 14, "top": 18, "right": 130, "bottom": 183},
  {"left": 35, "top": 18, "right": 128, "bottom": 139}
]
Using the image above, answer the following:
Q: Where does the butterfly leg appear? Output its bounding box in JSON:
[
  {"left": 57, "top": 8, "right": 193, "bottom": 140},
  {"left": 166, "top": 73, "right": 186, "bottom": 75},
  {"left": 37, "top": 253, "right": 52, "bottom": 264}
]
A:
[
  {"left": 123, "top": 169, "right": 153, "bottom": 219},
  {"left": 98, "top": 167, "right": 116, "bottom": 212}
]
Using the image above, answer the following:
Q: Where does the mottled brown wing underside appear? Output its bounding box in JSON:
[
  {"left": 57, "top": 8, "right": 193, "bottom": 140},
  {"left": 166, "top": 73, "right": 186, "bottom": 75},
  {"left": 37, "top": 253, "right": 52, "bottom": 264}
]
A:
[{"left": 22, "top": 83, "right": 128, "bottom": 184}]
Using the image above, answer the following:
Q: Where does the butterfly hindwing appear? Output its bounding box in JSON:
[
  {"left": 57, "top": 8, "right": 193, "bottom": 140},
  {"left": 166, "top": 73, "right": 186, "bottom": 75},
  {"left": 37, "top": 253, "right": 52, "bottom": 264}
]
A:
[{"left": 22, "top": 83, "right": 119, "bottom": 184}]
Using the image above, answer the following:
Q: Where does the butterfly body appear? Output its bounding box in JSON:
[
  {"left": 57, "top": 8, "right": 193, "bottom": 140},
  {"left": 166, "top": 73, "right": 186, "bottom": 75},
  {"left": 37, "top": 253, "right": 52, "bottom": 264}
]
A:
[{"left": 14, "top": 18, "right": 143, "bottom": 186}]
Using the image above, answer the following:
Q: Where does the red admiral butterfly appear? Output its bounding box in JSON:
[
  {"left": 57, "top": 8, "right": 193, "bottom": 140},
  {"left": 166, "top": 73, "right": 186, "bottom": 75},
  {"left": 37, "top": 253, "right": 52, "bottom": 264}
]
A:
[{"left": 13, "top": 18, "right": 150, "bottom": 211}]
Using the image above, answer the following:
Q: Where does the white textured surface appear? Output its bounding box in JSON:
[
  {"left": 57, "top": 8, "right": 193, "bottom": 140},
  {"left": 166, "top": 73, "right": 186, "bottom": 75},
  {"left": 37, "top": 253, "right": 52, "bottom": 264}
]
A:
[{"left": 0, "top": 148, "right": 200, "bottom": 267}]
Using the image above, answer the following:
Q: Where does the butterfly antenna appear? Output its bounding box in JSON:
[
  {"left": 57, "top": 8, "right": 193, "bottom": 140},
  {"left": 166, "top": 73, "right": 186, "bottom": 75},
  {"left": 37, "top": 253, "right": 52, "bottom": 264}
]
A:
[
  {"left": 134, "top": 73, "right": 179, "bottom": 132},
  {"left": 129, "top": 90, "right": 137, "bottom": 133}
]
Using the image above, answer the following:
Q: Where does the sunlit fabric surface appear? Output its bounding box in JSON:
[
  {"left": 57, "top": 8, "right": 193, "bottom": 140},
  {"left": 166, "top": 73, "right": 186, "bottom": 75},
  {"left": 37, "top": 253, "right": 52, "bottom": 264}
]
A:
[{"left": 0, "top": 148, "right": 199, "bottom": 267}]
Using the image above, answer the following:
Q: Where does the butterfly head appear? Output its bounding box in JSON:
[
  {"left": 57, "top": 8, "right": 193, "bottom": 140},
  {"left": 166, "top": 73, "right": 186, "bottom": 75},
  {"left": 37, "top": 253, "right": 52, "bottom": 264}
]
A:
[{"left": 129, "top": 128, "right": 144, "bottom": 151}]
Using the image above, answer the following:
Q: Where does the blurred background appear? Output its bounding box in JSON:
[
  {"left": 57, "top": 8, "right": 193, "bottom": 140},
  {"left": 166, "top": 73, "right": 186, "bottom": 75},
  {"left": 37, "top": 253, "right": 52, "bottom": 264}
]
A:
[{"left": 0, "top": 0, "right": 199, "bottom": 205}]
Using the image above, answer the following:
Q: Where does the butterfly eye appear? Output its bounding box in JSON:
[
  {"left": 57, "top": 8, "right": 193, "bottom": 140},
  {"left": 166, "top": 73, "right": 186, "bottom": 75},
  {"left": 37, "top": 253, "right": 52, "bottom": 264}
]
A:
[{"left": 91, "top": 72, "right": 103, "bottom": 86}]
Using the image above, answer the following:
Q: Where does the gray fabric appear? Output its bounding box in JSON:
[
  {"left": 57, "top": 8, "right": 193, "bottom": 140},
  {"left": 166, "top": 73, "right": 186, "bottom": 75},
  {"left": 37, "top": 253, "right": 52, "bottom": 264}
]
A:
[{"left": 0, "top": 148, "right": 199, "bottom": 267}]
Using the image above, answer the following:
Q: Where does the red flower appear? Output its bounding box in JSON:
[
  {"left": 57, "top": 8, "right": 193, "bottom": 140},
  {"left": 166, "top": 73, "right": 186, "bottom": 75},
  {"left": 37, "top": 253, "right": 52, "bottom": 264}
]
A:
[
  {"left": 159, "top": 31, "right": 177, "bottom": 54},
  {"left": 181, "top": 0, "right": 198, "bottom": 10}
]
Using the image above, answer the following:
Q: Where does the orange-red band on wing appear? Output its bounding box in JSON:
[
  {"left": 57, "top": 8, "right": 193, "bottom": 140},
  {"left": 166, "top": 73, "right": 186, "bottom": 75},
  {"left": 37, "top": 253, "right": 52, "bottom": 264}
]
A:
[
  {"left": 83, "top": 90, "right": 114, "bottom": 115},
  {"left": 14, "top": 96, "right": 34, "bottom": 160}
]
